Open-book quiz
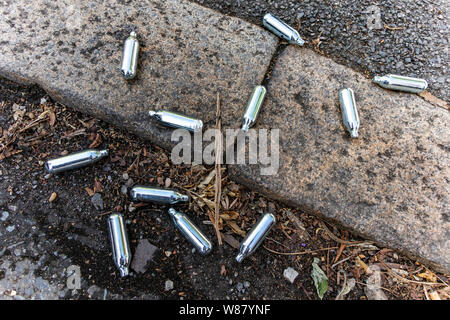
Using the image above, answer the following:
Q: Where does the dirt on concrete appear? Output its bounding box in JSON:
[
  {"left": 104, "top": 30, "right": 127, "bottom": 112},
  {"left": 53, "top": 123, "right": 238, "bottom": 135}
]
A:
[{"left": 1, "top": 77, "right": 449, "bottom": 300}]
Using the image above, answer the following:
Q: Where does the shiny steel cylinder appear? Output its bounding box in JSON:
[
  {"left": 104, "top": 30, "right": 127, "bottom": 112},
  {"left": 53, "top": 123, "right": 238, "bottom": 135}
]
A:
[
  {"left": 130, "top": 186, "right": 189, "bottom": 204},
  {"left": 148, "top": 110, "right": 203, "bottom": 132},
  {"left": 120, "top": 31, "right": 139, "bottom": 79},
  {"left": 168, "top": 208, "right": 212, "bottom": 255},
  {"left": 236, "top": 213, "right": 276, "bottom": 263},
  {"left": 338, "top": 88, "right": 360, "bottom": 138},
  {"left": 45, "top": 149, "right": 108, "bottom": 173},
  {"left": 241, "top": 85, "right": 267, "bottom": 132},
  {"left": 107, "top": 213, "right": 132, "bottom": 277},
  {"left": 373, "top": 74, "right": 428, "bottom": 93},
  {"left": 263, "top": 13, "right": 305, "bottom": 46}
]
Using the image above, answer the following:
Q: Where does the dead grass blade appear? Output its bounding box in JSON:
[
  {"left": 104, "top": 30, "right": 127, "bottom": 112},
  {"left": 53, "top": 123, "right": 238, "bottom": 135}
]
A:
[
  {"left": 320, "top": 221, "right": 372, "bottom": 246},
  {"left": 263, "top": 245, "right": 339, "bottom": 256}
]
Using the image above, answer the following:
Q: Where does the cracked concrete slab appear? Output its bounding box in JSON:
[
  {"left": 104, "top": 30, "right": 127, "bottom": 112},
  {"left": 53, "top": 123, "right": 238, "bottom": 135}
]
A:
[
  {"left": 229, "top": 46, "right": 450, "bottom": 273},
  {"left": 0, "top": 0, "right": 277, "bottom": 150}
]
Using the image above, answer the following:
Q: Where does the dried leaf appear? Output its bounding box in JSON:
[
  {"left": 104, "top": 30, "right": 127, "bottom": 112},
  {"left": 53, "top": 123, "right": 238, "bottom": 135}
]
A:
[
  {"left": 429, "top": 291, "right": 441, "bottom": 300},
  {"left": 48, "top": 111, "right": 56, "bottom": 126},
  {"left": 417, "top": 270, "right": 437, "bottom": 282},
  {"left": 220, "top": 211, "right": 239, "bottom": 221},
  {"left": 88, "top": 132, "right": 96, "bottom": 141},
  {"left": 336, "top": 276, "right": 355, "bottom": 300},
  {"left": 221, "top": 233, "right": 240, "bottom": 249},
  {"left": 220, "top": 264, "right": 227, "bottom": 276},
  {"left": 79, "top": 118, "right": 96, "bottom": 129},
  {"left": 61, "top": 128, "right": 86, "bottom": 139},
  {"left": 94, "top": 180, "right": 103, "bottom": 193},
  {"left": 311, "top": 257, "right": 328, "bottom": 299},
  {"left": 355, "top": 256, "right": 369, "bottom": 274},
  {"left": 226, "top": 220, "right": 245, "bottom": 236},
  {"left": 85, "top": 187, "right": 95, "bottom": 197},
  {"left": 202, "top": 198, "right": 215, "bottom": 211},
  {"left": 198, "top": 170, "right": 215, "bottom": 189},
  {"left": 89, "top": 133, "right": 102, "bottom": 148}
]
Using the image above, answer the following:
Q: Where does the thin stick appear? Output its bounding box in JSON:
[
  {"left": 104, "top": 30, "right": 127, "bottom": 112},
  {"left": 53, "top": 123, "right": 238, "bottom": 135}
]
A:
[
  {"left": 332, "top": 255, "right": 353, "bottom": 269},
  {"left": 384, "top": 24, "right": 405, "bottom": 31},
  {"left": 263, "top": 245, "right": 339, "bottom": 256},
  {"left": 214, "top": 92, "right": 223, "bottom": 246}
]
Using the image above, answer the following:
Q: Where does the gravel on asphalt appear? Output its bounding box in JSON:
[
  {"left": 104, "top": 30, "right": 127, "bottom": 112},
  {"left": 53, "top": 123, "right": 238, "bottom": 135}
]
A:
[{"left": 192, "top": 0, "right": 449, "bottom": 101}]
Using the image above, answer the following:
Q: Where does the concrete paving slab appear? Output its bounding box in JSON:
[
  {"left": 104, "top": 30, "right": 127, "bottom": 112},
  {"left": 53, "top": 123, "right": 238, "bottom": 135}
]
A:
[
  {"left": 229, "top": 46, "right": 450, "bottom": 273},
  {"left": 0, "top": 0, "right": 277, "bottom": 150}
]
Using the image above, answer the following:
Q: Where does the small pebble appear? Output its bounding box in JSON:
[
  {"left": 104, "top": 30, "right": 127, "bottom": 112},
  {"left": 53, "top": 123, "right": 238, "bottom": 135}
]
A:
[
  {"left": 91, "top": 193, "right": 104, "bottom": 210},
  {"left": 1, "top": 211, "right": 9, "bottom": 221},
  {"left": 7, "top": 205, "right": 18, "bottom": 213},
  {"left": 283, "top": 267, "right": 299, "bottom": 284},
  {"left": 165, "top": 280, "right": 174, "bottom": 291}
]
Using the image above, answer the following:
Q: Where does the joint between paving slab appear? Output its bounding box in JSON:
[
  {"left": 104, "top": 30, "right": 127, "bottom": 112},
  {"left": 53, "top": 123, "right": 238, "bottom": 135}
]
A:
[{"left": 260, "top": 43, "right": 286, "bottom": 87}]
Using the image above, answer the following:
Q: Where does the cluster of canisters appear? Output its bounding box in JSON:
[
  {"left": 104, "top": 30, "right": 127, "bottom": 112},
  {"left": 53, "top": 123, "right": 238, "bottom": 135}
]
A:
[
  {"left": 122, "top": 13, "right": 428, "bottom": 138},
  {"left": 46, "top": 148, "right": 277, "bottom": 277},
  {"left": 46, "top": 13, "right": 429, "bottom": 278}
]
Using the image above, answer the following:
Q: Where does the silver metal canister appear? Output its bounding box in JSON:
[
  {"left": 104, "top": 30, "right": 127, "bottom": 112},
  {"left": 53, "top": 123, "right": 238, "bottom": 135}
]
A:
[
  {"left": 236, "top": 213, "right": 276, "bottom": 263},
  {"left": 107, "top": 213, "right": 132, "bottom": 277},
  {"left": 373, "top": 74, "right": 428, "bottom": 93},
  {"left": 130, "top": 186, "right": 189, "bottom": 204},
  {"left": 148, "top": 110, "right": 203, "bottom": 132},
  {"left": 241, "top": 85, "right": 267, "bottom": 132},
  {"left": 263, "top": 13, "right": 305, "bottom": 46},
  {"left": 168, "top": 208, "right": 212, "bottom": 255},
  {"left": 45, "top": 149, "right": 108, "bottom": 173},
  {"left": 120, "top": 31, "right": 139, "bottom": 79},
  {"left": 338, "top": 88, "right": 360, "bottom": 138}
]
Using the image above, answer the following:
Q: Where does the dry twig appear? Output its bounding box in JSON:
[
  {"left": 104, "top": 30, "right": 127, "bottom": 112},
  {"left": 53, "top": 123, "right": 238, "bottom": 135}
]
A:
[
  {"left": 319, "top": 221, "right": 372, "bottom": 246},
  {"left": 263, "top": 245, "right": 339, "bottom": 256}
]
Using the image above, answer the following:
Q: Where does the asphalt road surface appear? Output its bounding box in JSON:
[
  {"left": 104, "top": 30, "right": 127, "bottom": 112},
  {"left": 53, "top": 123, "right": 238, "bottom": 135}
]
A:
[{"left": 193, "top": 0, "right": 449, "bottom": 101}]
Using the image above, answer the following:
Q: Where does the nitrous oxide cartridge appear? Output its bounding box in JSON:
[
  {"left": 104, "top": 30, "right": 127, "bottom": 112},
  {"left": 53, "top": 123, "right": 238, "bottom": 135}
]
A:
[
  {"left": 107, "top": 213, "right": 132, "bottom": 277},
  {"left": 148, "top": 110, "right": 203, "bottom": 132},
  {"left": 120, "top": 31, "right": 140, "bottom": 79},
  {"left": 45, "top": 149, "right": 108, "bottom": 173},
  {"left": 338, "top": 88, "right": 360, "bottom": 138},
  {"left": 373, "top": 74, "right": 428, "bottom": 93},
  {"left": 168, "top": 208, "right": 212, "bottom": 255},
  {"left": 236, "top": 213, "right": 276, "bottom": 263},
  {"left": 241, "top": 85, "right": 267, "bottom": 132},
  {"left": 130, "top": 186, "right": 189, "bottom": 204},
  {"left": 263, "top": 13, "right": 305, "bottom": 46}
]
